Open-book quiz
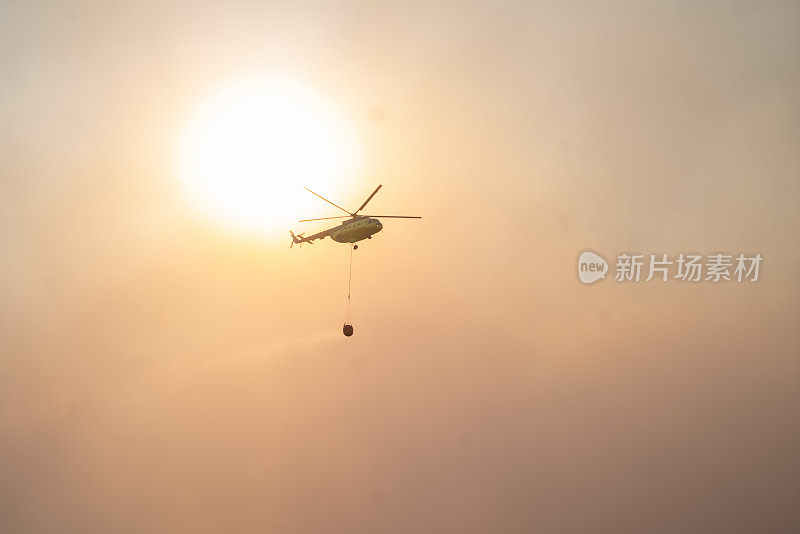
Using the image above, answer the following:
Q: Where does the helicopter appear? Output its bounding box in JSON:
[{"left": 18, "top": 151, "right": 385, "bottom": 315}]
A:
[{"left": 290, "top": 185, "right": 421, "bottom": 249}]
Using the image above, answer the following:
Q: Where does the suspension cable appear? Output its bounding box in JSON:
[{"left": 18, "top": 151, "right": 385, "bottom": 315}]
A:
[{"left": 345, "top": 244, "right": 354, "bottom": 323}]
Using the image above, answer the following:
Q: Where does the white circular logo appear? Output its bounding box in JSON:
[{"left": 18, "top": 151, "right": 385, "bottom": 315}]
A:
[{"left": 578, "top": 251, "right": 608, "bottom": 284}]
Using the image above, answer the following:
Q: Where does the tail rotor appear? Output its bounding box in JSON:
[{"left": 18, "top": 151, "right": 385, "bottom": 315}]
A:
[{"left": 289, "top": 231, "right": 305, "bottom": 248}]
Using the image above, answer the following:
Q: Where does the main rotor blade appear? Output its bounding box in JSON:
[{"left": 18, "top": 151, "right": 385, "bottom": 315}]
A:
[
  {"left": 304, "top": 187, "right": 352, "bottom": 215},
  {"left": 298, "top": 216, "right": 352, "bottom": 222},
  {"left": 361, "top": 215, "right": 422, "bottom": 219},
  {"left": 354, "top": 184, "right": 382, "bottom": 214}
]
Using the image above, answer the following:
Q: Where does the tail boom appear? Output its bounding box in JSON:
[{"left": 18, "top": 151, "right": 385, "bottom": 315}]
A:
[{"left": 290, "top": 229, "right": 329, "bottom": 248}]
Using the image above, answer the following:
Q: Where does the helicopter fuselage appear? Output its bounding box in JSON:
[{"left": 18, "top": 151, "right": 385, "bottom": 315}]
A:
[{"left": 331, "top": 217, "right": 383, "bottom": 243}]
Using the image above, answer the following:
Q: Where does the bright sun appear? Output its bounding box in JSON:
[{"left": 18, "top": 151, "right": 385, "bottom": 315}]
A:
[{"left": 178, "top": 79, "right": 360, "bottom": 235}]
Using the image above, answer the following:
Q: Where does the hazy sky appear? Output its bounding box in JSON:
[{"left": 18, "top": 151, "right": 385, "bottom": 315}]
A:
[{"left": 1, "top": 1, "right": 799, "bottom": 533}]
